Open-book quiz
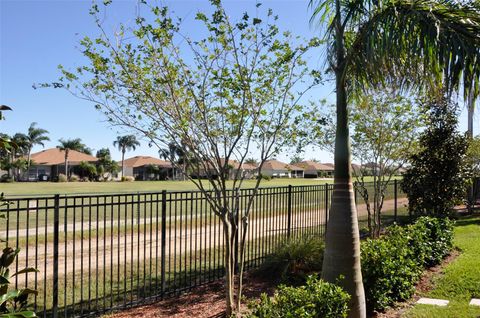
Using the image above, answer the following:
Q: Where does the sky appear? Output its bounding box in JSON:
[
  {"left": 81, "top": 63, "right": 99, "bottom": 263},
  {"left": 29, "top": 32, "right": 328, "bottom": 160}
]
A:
[{"left": 0, "top": 0, "right": 476, "bottom": 163}]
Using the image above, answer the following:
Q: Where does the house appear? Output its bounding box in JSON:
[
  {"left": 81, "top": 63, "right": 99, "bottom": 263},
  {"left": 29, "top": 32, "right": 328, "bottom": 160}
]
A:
[
  {"left": 29, "top": 148, "right": 98, "bottom": 181},
  {"left": 121, "top": 156, "right": 174, "bottom": 180},
  {"left": 260, "top": 159, "right": 304, "bottom": 178},
  {"left": 296, "top": 161, "right": 334, "bottom": 178},
  {"left": 189, "top": 159, "right": 258, "bottom": 180}
]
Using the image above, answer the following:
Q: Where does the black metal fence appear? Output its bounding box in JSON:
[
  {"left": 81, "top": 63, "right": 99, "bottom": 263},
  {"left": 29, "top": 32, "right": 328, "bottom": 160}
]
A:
[{"left": 1, "top": 181, "right": 406, "bottom": 317}]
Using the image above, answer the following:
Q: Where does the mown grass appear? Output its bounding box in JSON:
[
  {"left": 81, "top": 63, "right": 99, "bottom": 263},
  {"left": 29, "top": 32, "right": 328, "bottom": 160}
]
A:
[
  {"left": 1, "top": 176, "right": 402, "bottom": 197},
  {"left": 404, "top": 215, "right": 480, "bottom": 318}
]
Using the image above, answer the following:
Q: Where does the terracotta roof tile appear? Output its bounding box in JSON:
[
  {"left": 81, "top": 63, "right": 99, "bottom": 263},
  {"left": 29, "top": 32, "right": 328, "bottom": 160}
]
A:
[
  {"left": 122, "top": 156, "right": 172, "bottom": 168},
  {"left": 262, "top": 159, "right": 304, "bottom": 171},
  {"left": 31, "top": 148, "right": 97, "bottom": 165}
]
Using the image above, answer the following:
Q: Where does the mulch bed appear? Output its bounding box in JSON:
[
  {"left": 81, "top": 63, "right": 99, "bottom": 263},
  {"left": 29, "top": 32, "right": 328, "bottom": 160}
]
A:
[{"left": 106, "top": 272, "right": 278, "bottom": 318}]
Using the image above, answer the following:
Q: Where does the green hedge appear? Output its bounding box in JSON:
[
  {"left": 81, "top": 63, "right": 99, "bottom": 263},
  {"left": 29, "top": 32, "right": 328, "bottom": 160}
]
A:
[
  {"left": 362, "top": 216, "right": 454, "bottom": 312},
  {"left": 247, "top": 276, "right": 350, "bottom": 318}
]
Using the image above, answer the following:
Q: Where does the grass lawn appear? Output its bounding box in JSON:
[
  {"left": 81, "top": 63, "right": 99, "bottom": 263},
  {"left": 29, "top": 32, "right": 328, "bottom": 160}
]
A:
[
  {"left": 404, "top": 215, "right": 480, "bottom": 318},
  {"left": 1, "top": 176, "right": 401, "bottom": 196}
]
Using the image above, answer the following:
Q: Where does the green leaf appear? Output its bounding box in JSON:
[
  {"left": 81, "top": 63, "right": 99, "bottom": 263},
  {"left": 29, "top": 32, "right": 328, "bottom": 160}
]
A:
[{"left": 12, "top": 268, "right": 39, "bottom": 277}]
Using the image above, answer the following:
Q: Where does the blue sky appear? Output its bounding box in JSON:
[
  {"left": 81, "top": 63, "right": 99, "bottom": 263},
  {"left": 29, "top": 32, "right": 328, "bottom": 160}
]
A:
[{"left": 0, "top": 0, "right": 475, "bottom": 163}]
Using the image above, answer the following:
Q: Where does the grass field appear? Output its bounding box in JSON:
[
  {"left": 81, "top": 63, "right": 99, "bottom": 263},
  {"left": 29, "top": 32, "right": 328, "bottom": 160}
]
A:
[
  {"left": 1, "top": 176, "right": 402, "bottom": 196},
  {"left": 405, "top": 215, "right": 480, "bottom": 318}
]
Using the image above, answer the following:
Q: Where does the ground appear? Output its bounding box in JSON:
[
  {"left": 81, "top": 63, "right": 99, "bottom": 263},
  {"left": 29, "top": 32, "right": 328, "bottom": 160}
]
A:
[{"left": 1, "top": 176, "right": 401, "bottom": 196}]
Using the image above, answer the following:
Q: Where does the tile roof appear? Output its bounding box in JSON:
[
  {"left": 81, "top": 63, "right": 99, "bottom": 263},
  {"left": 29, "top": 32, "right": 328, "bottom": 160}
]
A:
[
  {"left": 31, "top": 148, "right": 97, "bottom": 165},
  {"left": 122, "top": 156, "right": 172, "bottom": 168},
  {"left": 296, "top": 160, "right": 335, "bottom": 171},
  {"left": 262, "top": 159, "right": 304, "bottom": 171}
]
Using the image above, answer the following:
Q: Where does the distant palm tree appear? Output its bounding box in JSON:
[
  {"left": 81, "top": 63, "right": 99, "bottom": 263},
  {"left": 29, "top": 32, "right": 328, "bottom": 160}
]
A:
[
  {"left": 57, "top": 138, "right": 87, "bottom": 177},
  {"left": 25, "top": 122, "right": 50, "bottom": 177},
  {"left": 113, "top": 135, "right": 140, "bottom": 177},
  {"left": 10, "top": 133, "right": 29, "bottom": 180}
]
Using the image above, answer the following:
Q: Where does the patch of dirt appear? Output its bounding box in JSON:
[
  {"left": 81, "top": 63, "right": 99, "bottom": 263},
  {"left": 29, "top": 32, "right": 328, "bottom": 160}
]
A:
[
  {"left": 106, "top": 272, "right": 278, "bottom": 318},
  {"left": 374, "top": 249, "right": 460, "bottom": 318}
]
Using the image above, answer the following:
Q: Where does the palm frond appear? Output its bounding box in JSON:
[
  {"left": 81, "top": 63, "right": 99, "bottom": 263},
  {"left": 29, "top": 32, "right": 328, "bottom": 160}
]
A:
[{"left": 345, "top": 0, "right": 480, "bottom": 100}]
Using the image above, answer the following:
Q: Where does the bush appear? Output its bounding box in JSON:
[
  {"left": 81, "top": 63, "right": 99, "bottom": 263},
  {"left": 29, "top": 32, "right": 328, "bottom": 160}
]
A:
[
  {"left": 57, "top": 174, "right": 68, "bottom": 182},
  {"left": 361, "top": 217, "right": 454, "bottom": 312},
  {"left": 260, "top": 236, "right": 324, "bottom": 284},
  {"left": 69, "top": 174, "right": 79, "bottom": 182},
  {"left": 121, "top": 176, "right": 135, "bottom": 182},
  {"left": 248, "top": 276, "right": 350, "bottom": 318},
  {"left": 0, "top": 175, "right": 13, "bottom": 183}
]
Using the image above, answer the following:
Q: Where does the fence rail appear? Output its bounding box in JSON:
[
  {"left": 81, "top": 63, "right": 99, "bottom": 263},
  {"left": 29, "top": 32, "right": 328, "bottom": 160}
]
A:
[{"left": 1, "top": 180, "right": 405, "bottom": 317}]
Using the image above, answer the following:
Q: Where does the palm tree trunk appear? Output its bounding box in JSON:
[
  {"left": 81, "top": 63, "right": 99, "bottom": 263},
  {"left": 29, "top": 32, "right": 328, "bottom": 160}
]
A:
[
  {"left": 26, "top": 148, "right": 32, "bottom": 181},
  {"left": 321, "top": 2, "right": 366, "bottom": 317},
  {"left": 467, "top": 89, "right": 474, "bottom": 138},
  {"left": 121, "top": 150, "right": 125, "bottom": 179},
  {"left": 65, "top": 150, "right": 69, "bottom": 177}
]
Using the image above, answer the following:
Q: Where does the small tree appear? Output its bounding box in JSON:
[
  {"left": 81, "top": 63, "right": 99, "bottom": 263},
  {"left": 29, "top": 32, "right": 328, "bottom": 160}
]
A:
[
  {"left": 289, "top": 154, "right": 304, "bottom": 165},
  {"left": 401, "top": 93, "right": 471, "bottom": 216},
  {"left": 351, "top": 93, "right": 421, "bottom": 237},
  {"left": 51, "top": 1, "right": 322, "bottom": 315},
  {"left": 73, "top": 161, "right": 97, "bottom": 181},
  {"left": 96, "top": 148, "right": 119, "bottom": 180}
]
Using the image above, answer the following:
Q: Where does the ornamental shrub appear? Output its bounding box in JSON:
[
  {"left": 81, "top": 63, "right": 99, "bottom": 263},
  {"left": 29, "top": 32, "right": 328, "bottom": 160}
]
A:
[
  {"left": 401, "top": 94, "right": 471, "bottom": 216},
  {"left": 57, "top": 174, "right": 68, "bottom": 182},
  {"left": 259, "top": 236, "right": 324, "bottom": 285},
  {"left": 247, "top": 275, "right": 350, "bottom": 318},
  {"left": 361, "top": 217, "right": 454, "bottom": 312}
]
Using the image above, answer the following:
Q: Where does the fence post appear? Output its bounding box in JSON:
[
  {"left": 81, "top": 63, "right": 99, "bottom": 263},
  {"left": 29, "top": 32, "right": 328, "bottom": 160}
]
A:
[
  {"left": 52, "top": 194, "right": 60, "bottom": 318},
  {"left": 394, "top": 179, "right": 398, "bottom": 222},
  {"left": 160, "top": 190, "right": 167, "bottom": 299},
  {"left": 325, "top": 183, "right": 329, "bottom": 234},
  {"left": 287, "top": 185, "right": 292, "bottom": 239}
]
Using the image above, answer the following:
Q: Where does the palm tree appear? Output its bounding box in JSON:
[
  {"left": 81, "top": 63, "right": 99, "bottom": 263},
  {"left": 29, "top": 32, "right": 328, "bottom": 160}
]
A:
[
  {"left": 10, "top": 133, "right": 29, "bottom": 180},
  {"left": 57, "top": 138, "right": 87, "bottom": 177},
  {"left": 113, "top": 135, "right": 140, "bottom": 178},
  {"left": 25, "top": 122, "right": 50, "bottom": 178},
  {"left": 309, "top": 1, "right": 480, "bottom": 316}
]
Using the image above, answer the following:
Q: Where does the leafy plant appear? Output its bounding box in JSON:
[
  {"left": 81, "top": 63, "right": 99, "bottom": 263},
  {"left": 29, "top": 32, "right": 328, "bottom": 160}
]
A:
[
  {"left": 57, "top": 174, "right": 67, "bottom": 183},
  {"left": 361, "top": 217, "right": 454, "bottom": 312},
  {"left": 401, "top": 94, "right": 471, "bottom": 217},
  {"left": 247, "top": 275, "right": 350, "bottom": 318},
  {"left": 0, "top": 195, "right": 38, "bottom": 317},
  {"left": 260, "top": 236, "right": 324, "bottom": 284}
]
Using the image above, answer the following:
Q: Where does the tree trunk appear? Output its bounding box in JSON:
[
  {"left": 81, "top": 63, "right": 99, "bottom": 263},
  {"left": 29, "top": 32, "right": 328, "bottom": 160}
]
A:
[
  {"left": 64, "top": 150, "right": 69, "bottom": 177},
  {"left": 121, "top": 150, "right": 125, "bottom": 179},
  {"left": 26, "top": 148, "right": 32, "bottom": 181},
  {"left": 222, "top": 217, "right": 235, "bottom": 317},
  {"left": 321, "top": 3, "right": 366, "bottom": 316}
]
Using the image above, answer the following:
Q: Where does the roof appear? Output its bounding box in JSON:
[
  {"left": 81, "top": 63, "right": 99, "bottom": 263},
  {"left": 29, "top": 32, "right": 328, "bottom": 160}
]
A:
[
  {"left": 296, "top": 160, "right": 334, "bottom": 171},
  {"left": 31, "top": 148, "right": 97, "bottom": 165},
  {"left": 122, "top": 156, "right": 172, "bottom": 168},
  {"left": 219, "top": 159, "right": 257, "bottom": 171},
  {"left": 262, "top": 159, "right": 304, "bottom": 171}
]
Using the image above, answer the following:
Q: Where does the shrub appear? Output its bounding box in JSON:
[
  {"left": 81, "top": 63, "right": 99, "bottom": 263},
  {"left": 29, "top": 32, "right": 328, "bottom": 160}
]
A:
[
  {"left": 69, "top": 174, "right": 79, "bottom": 182},
  {"left": 361, "top": 217, "right": 454, "bottom": 312},
  {"left": 57, "top": 174, "right": 68, "bottom": 182},
  {"left": 401, "top": 94, "right": 471, "bottom": 216},
  {"left": 260, "top": 236, "right": 324, "bottom": 284},
  {"left": 248, "top": 275, "right": 350, "bottom": 318},
  {"left": 121, "top": 176, "right": 135, "bottom": 182},
  {"left": 361, "top": 230, "right": 421, "bottom": 312},
  {"left": 0, "top": 175, "right": 14, "bottom": 183}
]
